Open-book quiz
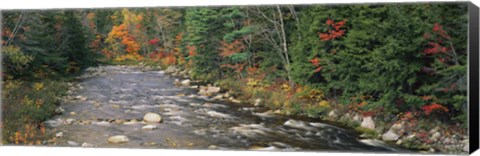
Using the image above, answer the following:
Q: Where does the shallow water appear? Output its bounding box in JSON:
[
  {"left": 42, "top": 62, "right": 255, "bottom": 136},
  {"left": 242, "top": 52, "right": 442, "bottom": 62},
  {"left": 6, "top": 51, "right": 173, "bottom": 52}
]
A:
[{"left": 46, "top": 65, "right": 411, "bottom": 153}]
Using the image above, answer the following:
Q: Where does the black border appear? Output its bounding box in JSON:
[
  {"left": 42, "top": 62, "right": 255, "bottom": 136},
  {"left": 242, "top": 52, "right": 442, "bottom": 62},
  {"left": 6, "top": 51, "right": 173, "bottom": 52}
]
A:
[{"left": 469, "top": 1, "right": 479, "bottom": 154}]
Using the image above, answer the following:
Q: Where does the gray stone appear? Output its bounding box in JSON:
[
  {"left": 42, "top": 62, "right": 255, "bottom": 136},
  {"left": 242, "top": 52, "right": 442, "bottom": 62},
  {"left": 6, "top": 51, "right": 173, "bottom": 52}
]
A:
[
  {"left": 212, "top": 94, "right": 223, "bottom": 100},
  {"left": 328, "top": 110, "right": 338, "bottom": 119},
  {"left": 55, "top": 132, "right": 64, "bottom": 138},
  {"left": 181, "top": 79, "right": 191, "bottom": 86},
  {"left": 229, "top": 97, "right": 241, "bottom": 104},
  {"left": 67, "top": 141, "right": 79, "bottom": 146},
  {"left": 142, "top": 125, "right": 158, "bottom": 130},
  {"left": 208, "top": 145, "right": 218, "bottom": 149},
  {"left": 55, "top": 107, "right": 65, "bottom": 114},
  {"left": 143, "top": 113, "right": 162, "bottom": 123},
  {"left": 463, "top": 144, "right": 469, "bottom": 152},
  {"left": 382, "top": 129, "right": 400, "bottom": 141},
  {"left": 396, "top": 139, "right": 403, "bottom": 145},
  {"left": 108, "top": 135, "right": 129, "bottom": 143},
  {"left": 390, "top": 121, "right": 405, "bottom": 132},
  {"left": 81, "top": 142, "right": 94, "bottom": 147},
  {"left": 430, "top": 132, "right": 441, "bottom": 142},
  {"left": 65, "top": 118, "right": 76, "bottom": 125},
  {"left": 360, "top": 116, "right": 375, "bottom": 130},
  {"left": 443, "top": 137, "right": 452, "bottom": 145},
  {"left": 74, "top": 95, "right": 87, "bottom": 101},
  {"left": 165, "top": 66, "right": 177, "bottom": 74},
  {"left": 254, "top": 98, "right": 262, "bottom": 107},
  {"left": 353, "top": 114, "right": 362, "bottom": 123},
  {"left": 198, "top": 86, "right": 221, "bottom": 96}
]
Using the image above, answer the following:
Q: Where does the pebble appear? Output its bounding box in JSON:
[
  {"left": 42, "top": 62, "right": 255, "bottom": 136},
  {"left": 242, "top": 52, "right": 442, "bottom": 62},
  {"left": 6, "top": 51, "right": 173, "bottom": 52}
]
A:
[
  {"left": 55, "top": 107, "right": 65, "bottom": 114},
  {"left": 65, "top": 118, "right": 76, "bottom": 125},
  {"left": 142, "top": 125, "right": 158, "bottom": 130},
  {"left": 107, "top": 135, "right": 129, "bottom": 144},
  {"left": 208, "top": 145, "right": 218, "bottom": 149},
  {"left": 55, "top": 132, "right": 64, "bottom": 138},
  {"left": 81, "top": 142, "right": 94, "bottom": 147},
  {"left": 67, "top": 141, "right": 80, "bottom": 146}
]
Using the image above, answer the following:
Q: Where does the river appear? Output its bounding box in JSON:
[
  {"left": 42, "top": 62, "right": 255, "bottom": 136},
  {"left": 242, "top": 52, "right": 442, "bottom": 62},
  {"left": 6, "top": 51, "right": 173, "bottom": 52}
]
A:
[{"left": 45, "top": 65, "right": 410, "bottom": 153}]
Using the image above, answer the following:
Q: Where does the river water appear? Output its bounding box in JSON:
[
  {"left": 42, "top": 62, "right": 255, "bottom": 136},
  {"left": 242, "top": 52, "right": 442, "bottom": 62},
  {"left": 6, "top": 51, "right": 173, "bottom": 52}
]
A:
[{"left": 45, "top": 65, "right": 410, "bottom": 153}]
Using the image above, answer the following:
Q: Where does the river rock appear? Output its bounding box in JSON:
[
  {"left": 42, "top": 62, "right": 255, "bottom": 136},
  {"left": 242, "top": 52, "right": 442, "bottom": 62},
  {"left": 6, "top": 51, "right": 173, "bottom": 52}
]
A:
[
  {"left": 165, "top": 66, "right": 177, "bottom": 74},
  {"left": 254, "top": 98, "right": 262, "bottom": 107},
  {"left": 213, "top": 94, "right": 224, "bottom": 100},
  {"left": 181, "top": 79, "right": 191, "bottom": 86},
  {"left": 198, "top": 86, "right": 221, "bottom": 96},
  {"left": 353, "top": 114, "right": 362, "bottom": 123},
  {"left": 223, "top": 92, "right": 231, "bottom": 98},
  {"left": 65, "top": 118, "right": 76, "bottom": 125},
  {"left": 396, "top": 139, "right": 403, "bottom": 145},
  {"left": 55, "top": 132, "right": 64, "bottom": 138},
  {"left": 360, "top": 116, "right": 375, "bottom": 130},
  {"left": 464, "top": 144, "right": 469, "bottom": 152},
  {"left": 382, "top": 129, "right": 400, "bottom": 141},
  {"left": 442, "top": 137, "right": 452, "bottom": 145},
  {"left": 328, "top": 110, "right": 339, "bottom": 119},
  {"left": 74, "top": 95, "right": 87, "bottom": 101},
  {"left": 430, "top": 131, "right": 441, "bottom": 142},
  {"left": 55, "top": 107, "right": 65, "bottom": 114},
  {"left": 208, "top": 145, "right": 219, "bottom": 149},
  {"left": 67, "top": 141, "right": 80, "bottom": 146},
  {"left": 108, "top": 135, "right": 129, "bottom": 144},
  {"left": 390, "top": 121, "right": 405, "bottom": 132},
  {"left": 143, "top": 113, "right": 162, "bottom": 123},
  {"left": 229, "top": 97, "right": 241, "bottom": 104},
  {"left": 142, "top": 125, "right": 158, "bottom": 130},
  {"left": 81, "top": 142, "right": 94, "bottom": 147}
]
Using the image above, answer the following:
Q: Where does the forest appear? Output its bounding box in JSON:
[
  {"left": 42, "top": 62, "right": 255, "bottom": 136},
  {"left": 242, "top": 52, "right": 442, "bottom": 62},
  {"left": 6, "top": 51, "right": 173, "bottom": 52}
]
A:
[{"left": 1, "top": 2, "right": 469, "bottom": 153}]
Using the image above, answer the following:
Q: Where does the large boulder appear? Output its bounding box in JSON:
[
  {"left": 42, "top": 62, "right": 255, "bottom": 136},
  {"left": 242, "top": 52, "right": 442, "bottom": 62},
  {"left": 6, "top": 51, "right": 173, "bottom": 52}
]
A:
[
  {"left": 360, "top": 116, "right": 375, "bottom": 130},
  {"left": 107, "top": 135, "right": 129, "bottom": 144},
  {"left": 143, "top": 113, "right": 162, "bottom": 123}
]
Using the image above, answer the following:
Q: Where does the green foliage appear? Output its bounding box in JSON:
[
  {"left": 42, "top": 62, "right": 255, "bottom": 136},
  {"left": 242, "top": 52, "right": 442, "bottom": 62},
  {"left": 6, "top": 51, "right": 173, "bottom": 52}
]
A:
[
  {"left": 289, "top": 3, "right": 467, "bottom": 123},
  {"left": 1, "top": 80, "right": 68, "bottom": 144},
  {"left": 2, "top": 46, "right": 33, "bottom": 78}
]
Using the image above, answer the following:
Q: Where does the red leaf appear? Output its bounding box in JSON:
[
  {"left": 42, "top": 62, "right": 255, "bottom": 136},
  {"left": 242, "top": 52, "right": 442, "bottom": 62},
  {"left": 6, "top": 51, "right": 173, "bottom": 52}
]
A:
[
  {"left": 333, "top": 20, "right": 346, "bottom": 30},
  {"left": 326, "top": 19, "right": 334, "bottom": 25},
  {"left": 310, "top": 57, "right": 320, "bottom": 66},
  {"left": 319, "top": 33, "right": 331, "bottom": 41}
]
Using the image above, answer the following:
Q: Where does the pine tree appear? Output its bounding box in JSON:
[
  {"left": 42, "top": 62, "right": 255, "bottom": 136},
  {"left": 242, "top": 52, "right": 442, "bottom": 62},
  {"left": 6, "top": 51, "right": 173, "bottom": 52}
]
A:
[{"left": 19, "top": 11, "right": 67, "bottom": 79}]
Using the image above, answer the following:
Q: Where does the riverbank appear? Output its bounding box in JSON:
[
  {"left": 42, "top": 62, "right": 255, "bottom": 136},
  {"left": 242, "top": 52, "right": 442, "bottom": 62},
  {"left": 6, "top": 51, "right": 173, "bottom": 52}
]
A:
[
  {"left": 1, "top": 80, "right": 69, "bottom": 145},
  {"left": 161, "top": 65, "right": 469, "bottom": 154}
]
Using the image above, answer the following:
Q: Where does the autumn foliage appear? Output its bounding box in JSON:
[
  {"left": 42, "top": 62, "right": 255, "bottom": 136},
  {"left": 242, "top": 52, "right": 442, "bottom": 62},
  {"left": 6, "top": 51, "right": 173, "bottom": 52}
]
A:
[{"left": 318, "top": 19, "right": 346, "bottom": 41}]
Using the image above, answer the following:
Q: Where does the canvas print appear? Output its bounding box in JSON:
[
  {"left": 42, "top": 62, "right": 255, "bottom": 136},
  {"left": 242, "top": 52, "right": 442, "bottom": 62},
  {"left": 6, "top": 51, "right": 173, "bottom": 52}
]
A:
[{"left": 0, "top": 2, "right": 476, "bottom": 155}]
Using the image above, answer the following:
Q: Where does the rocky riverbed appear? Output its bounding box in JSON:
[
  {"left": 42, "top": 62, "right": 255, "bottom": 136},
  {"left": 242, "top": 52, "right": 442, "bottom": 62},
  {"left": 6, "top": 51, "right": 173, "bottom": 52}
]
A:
[{"left": 45, "top": 65, "right": 412, "bottom": 153}]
